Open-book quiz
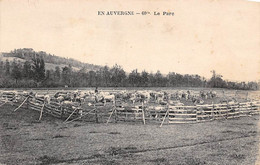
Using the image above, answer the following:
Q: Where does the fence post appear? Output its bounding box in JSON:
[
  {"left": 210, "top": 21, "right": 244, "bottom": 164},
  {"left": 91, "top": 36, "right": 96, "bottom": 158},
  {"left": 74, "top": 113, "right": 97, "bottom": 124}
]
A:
[
  {"left": 196, "top": 105, "right": 199, "bottom": 123},
  {"left": 211, "top": 103, "right": 213, "bottom": 120},
  {"left": 212, "top": 103, "right": 215, "bottom": 120},
  {"left": 95, "top": 109, "right": 98, "bottom": 123},
  {"left": 238, "top": 102, "right": 240, "bottom": 117},
  {"left": 226, "top": 102, "right": 229, "bottom": 119},
  {"left": 26, "top": 97, "right": 29, "bottom": 109},
  {"left": 114, "top": 101, "right": 117, "bottom": 123},
  {"left": 167, "top": 102, "right": 170, "bottom": 125},
  {"left": 160, "top": 107, "right": 168, "bottom": 127},
  {"left": 250, "top": 102, "right": 253, "bottom": 116},
  {"left": 114, "top": 107, "right": 117, "bottom": 123},
  {"left": 60, "top": 106, "right": 63, "bottom": 119},
  {"left": 166, "top": 97, "right": 171, "bottom": 124},
  {"left": 38, "top": 102, "right": 45, "bottom": 121},
  {"left": 125, "top": 108, "right": 127, "bottom": 121},
  {"left": 142, "top": 101, "right": 145, "bottom": 125}
]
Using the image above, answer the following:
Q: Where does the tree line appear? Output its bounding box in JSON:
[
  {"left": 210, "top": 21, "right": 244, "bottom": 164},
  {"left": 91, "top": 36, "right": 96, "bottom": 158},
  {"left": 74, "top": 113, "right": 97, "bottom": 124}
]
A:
[{"left": 0, "top": 56, "right": 259, "bottom": 90}]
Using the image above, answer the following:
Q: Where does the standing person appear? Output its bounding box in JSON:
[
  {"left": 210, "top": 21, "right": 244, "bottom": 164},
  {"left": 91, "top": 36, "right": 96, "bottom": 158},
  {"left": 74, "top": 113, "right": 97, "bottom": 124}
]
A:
[
  {"left": 29, "top": 89, "right": 34, "bottom": 96},
  {"left": 95, "top": 87, "right": 98, "bottom": 94},
  {"left": 94, "top": 87, "right": 98, "bottom": 103}
]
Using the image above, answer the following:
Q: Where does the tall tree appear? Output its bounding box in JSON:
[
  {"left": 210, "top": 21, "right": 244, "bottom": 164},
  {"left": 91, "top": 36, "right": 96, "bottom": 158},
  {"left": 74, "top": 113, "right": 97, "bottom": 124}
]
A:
[
  {"left": 110, "top": 64, "right": 126, "bottom": 87},
  {"left": 102, "top": 65, "right": 111, "bottom": 86},
  {"left": 62, "top": 65, "right": 72, "bottom": 86},
  {"left": 87, "top": 70, "right": 97, "bottom": 87},
  {"left": 129, "top": 69, "right": 140, "bottom": 87},
  {"left": 155, "top": 70, "right": 164, "bottom": 86},
  {"left": 5, "top": 60, "right": 10, "bottom": 75},
  {"left": 11, "top": 61, "right": 22, "bottom": 84},
  {"left": 32, "top": 57, "right": 45, "bottom": 83},
  {"left": 0, "top": 61, "right": 4, "bottom": 77},
  {"left": 23, "top": 61, "right": 33, "bottom": 79},
  {"left": 54, "top": 66, "right": 61, "bottom": 81},
  {"left": 140, "top": 70, "right": 149, "bottom": 87},
  {"left": 208, "top": 70, "right": 226, "bottom": 88}
]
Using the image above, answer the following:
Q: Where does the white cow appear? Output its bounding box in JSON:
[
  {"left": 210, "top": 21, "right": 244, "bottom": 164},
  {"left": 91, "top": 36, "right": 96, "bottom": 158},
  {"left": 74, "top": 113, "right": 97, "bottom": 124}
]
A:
[{"left": 44, "top": 95, "right": 51, "bottom": 104}]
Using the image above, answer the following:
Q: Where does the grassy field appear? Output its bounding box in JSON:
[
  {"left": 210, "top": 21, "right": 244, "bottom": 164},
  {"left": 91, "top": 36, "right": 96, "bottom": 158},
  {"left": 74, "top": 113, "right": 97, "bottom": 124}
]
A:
[{"left": 0, "top": 101, "right": 260, "bottom": 165}]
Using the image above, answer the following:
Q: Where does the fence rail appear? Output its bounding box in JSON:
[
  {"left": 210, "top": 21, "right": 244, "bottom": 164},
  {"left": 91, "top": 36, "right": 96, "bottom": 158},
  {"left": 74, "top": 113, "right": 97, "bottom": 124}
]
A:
[{"left": 1, "top": 94, "right": 260, "bottom": 125}]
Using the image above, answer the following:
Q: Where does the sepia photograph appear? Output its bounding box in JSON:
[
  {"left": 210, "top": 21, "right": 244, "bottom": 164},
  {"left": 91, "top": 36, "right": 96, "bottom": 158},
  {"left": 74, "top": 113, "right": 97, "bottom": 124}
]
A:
[{"left": 0, "top": 0, "right": 260, "bottom": 164}]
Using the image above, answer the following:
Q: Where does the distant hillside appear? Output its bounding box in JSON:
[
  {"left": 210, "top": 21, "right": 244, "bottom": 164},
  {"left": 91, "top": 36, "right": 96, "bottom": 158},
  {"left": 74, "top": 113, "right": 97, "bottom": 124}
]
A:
[
  {"left": 0, "top": 48, "right": 101, "bottom": 71},
  {"left": 0, "top": 56, "right": 81, "bottom": 72}
]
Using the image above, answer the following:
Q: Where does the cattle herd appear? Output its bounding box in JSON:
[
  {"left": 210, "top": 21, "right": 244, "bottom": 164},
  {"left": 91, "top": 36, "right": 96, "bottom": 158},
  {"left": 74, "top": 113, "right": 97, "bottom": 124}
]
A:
[
  {"left": 2, "top": 88, "right": 257, "bottom": 110},
  {"left": 1, "top": 88, "right": 259, "bottom": 125},
  {"left": 0, "top": 89, "right": 227, "bottom": 108}
]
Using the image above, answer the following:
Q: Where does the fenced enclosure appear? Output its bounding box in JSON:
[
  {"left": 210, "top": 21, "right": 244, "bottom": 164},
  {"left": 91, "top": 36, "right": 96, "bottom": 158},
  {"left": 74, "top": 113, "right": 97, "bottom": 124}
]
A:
[
  {"left": 21, "top": 97, "right": 260, "bottom": 126},
  {"left": 0, "top": 90, "right": 260, "bottom": 126}
]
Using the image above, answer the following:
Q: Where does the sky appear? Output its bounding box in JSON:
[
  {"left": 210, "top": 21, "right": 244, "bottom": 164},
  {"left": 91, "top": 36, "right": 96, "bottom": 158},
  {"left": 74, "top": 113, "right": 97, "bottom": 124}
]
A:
[{"left": 0, "top": 0, "right": 259, "bottom": 82}]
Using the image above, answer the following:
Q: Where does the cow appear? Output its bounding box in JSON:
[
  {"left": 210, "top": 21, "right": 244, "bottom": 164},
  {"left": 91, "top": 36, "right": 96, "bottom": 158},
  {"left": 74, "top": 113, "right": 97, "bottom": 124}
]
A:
[
  {"left": 103, "top": 94, "right": 115, "bottom": 105},
  {"left": 200, "top": 91, "right": 208, "bottom": 99},
  {"left": 56, "top": 96, "right": 65, "bottom": 103},
  {"left": 44, "top": 95, "right": 51, "bottom": 104}
]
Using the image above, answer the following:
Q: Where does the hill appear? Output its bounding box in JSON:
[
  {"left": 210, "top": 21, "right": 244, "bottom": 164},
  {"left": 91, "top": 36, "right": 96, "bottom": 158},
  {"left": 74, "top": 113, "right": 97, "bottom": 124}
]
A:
[{"left": 0, "top": 48, "right": 101, "bottom": 72}]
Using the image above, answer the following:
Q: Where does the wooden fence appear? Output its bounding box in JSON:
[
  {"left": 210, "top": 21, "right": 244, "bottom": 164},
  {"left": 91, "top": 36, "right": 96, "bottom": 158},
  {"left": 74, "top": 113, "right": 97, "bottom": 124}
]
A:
[
  {"left": 168, "top": 105, "right": 197, "bottom": 124},
  {"left": 165, "top": 101, "right": 260, "bottom": 125},
  {"left": 111, "top": 101, "right": 260, "bottom": 125},
  {"left": 27, "top": 96, "right": 113, "bottom": 123},
  {"left": 1, "top": 94, "right": 260, "bottom": 125}
]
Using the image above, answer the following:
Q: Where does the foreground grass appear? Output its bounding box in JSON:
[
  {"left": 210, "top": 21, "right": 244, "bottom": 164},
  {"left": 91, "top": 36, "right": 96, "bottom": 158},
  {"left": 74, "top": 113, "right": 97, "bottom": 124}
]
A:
[{"left": 0, "top": 104, "right": 259, "bottom": 165}]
